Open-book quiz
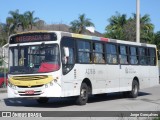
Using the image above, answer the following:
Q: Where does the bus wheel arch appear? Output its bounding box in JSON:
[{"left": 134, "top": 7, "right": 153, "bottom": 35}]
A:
[
  {"left": 82, "top": 78, "right": 92, "bottom": 95},
  {"left": 75, "top": 78, "right": 92, "bottom": 105}
]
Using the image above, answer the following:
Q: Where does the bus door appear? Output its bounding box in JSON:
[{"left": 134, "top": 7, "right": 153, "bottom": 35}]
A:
[{"left": 61, "top": 37, "right": 75, "bottom": 96}]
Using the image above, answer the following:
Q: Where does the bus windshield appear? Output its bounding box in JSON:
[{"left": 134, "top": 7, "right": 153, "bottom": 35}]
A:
[{"left": 9, "top": 44, "right": 60, "bottom": 74}]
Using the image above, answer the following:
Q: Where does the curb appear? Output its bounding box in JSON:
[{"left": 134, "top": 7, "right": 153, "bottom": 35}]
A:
[{"left": 0, "top": 88, "right": 7, "bottom": 93}]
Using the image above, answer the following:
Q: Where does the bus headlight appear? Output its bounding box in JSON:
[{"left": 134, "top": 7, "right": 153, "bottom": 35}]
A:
[
  {"left": 50, "top": 81, "right": 53, "bottom": 86},
  {"left": 8, "top": 81, "right": 16, "bottom": 89},
  {"left": 45, "top": 84, "right": 48, "bottom": 88},
  {"left": 45, "top": 80, "right": 54, "bottom": 88},
  {"left": 54, "top": 79, "right": 57, "bottom": 83}
]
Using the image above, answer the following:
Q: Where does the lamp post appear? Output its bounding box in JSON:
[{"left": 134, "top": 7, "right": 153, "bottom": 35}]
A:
[{"left": 136, "top": 0, "right": 140, "bottom": 43}]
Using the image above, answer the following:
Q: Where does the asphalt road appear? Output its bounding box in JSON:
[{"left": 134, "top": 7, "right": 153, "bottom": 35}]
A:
[{"left": 0, "top": 85, "right": 160, "bottom": 120}]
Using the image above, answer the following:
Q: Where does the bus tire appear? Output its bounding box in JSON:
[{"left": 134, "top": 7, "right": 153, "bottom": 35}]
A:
[
  {"left": 37, "top": 97, "right": 49, "bottom": 104},
  {"left": 130, "top": 80, "right": 139, "bottom": 98},
  {"left": 76, "top": 83, "right": 88, "bottom": 105}
]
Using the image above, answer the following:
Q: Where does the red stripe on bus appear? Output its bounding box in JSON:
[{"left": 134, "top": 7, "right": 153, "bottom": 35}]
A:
[{"left": 100, "top": 38, "right": 108, "bottom": 42}]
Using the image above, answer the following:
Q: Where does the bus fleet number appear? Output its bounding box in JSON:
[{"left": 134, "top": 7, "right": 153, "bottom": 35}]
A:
[{"left": 85, "top": 69, "right": 95, "bottom": 74}]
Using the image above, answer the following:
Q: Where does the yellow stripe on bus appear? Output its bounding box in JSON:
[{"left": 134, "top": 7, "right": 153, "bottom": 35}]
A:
[
  {"left": 9, "top": 75, "right": 53, "bottom": 87},
  {"left": 72, "top": 33, "right": 92, "bottom": 40}
]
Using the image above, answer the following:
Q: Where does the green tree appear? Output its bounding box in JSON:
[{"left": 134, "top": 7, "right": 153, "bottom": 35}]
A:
[
  {"left": 105, "top": 13, "right": 154, "bottom": 43},
  {"left": 70, "top": 14, "right": 94, "bottom": 34},
  {"left": 150, "top": 31, "right": 160, "bottom": 50},
  {"left": 24, "top": 11, "right": 39, "bottom": 30},
  {"left": 140, "top": 14, "right": 154, "bottom": 43},
  {"left": 6, "top": 10, "right": 39, "bottom": 34},
  {"left": 123, "top": 14, "right": 154, "bottom": 42},
  {"left": 105, "top": 12, "right": 127, "bottom": 40},
  {"left": 6, "top": 9, "right": 20, "bottom": 35},
  {"left": 123, "top": 19, "right": 136, "bottom": 41},
  {"left": 19, "top": 14, "right": 29, "bottom": 31},
  {"left": 0, "top": 23, "right": 8, "bottom": 46}
]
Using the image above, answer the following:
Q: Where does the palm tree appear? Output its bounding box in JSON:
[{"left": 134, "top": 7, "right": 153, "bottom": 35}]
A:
[
  {"left": 140, "top": 14, "right": 154, "bottom": 43},
  {"left": 105, "top": 13, "right": 154, "bottom": 43},
  {"left": 70, "top": 14, "right": 94, "bottom": 34},
  {"left": 0, "top": 23, "right": 8, "bottom": 46},
  {"left": 6, "top": 9, "right": 20, "bottom": 35},
  {"left": 150, "top": 31, "right": 160, "bottom": 50},
  {"left": 105, "top": 12, "right": 127, "bottom": 40},
  {"left": 125, "top": 14, "right": 154, "bottom": 42},
  {"left": 107, "top": 12, "right": 127, "bottom": 30},
  {"left": 19, "top": 14, "right": 28, "bottom": 31},
  {"left": 24, "top": 11, "right": 39, "bottom": 30}
]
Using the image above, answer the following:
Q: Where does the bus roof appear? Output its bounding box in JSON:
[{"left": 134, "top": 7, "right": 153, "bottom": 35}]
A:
[{"left": 9, "top": 30, "right": 156, "bottom": 48}]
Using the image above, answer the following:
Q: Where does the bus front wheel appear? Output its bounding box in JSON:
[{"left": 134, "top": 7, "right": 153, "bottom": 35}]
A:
[
  {"left": 130, "top": 80, "right": 139, "bottom": 98},
  {"left": 76, "top": 83, "right": 88, "bottom": 105}
]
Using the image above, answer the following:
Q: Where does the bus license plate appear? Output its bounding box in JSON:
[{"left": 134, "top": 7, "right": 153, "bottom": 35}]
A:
[{"left": 25, "top": 90, "right": 35, "bottom": 94}]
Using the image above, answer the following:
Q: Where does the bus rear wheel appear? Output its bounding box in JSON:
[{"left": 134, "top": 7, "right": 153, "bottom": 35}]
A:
[
  {"left": 37, "top": 97, "right": 49, "bottom": 104},
  {"left": 130, "top": 80, "right": 139, "bottom": 98},
  {"left": 76, "top": 83, "right": 88, "bottom": 105}
]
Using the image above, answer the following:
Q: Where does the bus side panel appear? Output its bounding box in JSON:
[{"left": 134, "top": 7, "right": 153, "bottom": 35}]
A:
[
  {"left": 92, "top": 64, "right": 106, "bottom": 94},
  {"left": 61, "top": 67, "right": 76, "bottom": 97},
  {"left": 119, "top": 65, "right": 134, "bottom": 92},
  {"left": 105, "top": 65, "right": 120, "bottom": 93},
  {"left": 149, "top": 66, "right": 159, "bottom": 87},
  {"left": 138, "top": 66, "right": 150, "bottom": 89},
  {"left": 61, "top": 64, "right": 94, "bottom": 97}
]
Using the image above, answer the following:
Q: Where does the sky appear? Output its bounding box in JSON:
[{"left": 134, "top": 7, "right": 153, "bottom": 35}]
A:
[{"left": 0, "top": 0, "right": 159, "bottom": 33}]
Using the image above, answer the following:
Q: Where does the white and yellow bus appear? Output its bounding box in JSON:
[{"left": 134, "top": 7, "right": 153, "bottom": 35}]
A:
[{"left": 8, "top": 31, "right": 159, "bottom": 105}]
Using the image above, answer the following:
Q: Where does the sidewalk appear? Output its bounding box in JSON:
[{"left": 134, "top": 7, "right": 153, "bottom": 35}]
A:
[{"left": 0, "top": 88, "right": 7, "bottom": 93}]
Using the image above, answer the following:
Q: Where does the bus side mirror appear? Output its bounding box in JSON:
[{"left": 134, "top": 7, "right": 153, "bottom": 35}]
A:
[{"left": 63, "top": 47, "right": 69, "bottom": 57}]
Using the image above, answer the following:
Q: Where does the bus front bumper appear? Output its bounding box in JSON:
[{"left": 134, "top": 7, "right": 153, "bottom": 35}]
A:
[{"left": 7, "top": 83, "right": 62, "bottom": 98}]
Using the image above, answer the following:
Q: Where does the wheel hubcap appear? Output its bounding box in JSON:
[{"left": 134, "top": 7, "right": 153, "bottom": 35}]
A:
[
  {"left": 133, "top": 85, "right": 138, "bottom": 94},
  {"left": 81, "top": 89, "right": 87, "bottom": 100}
]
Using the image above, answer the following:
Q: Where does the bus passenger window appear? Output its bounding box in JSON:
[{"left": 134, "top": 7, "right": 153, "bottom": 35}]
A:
[
  {"left": 77, "top": 40, "right": 91, "bottom": 63},
  {"left": 138, "top": 47, "right": 147, "bottom": 65},
  {"left": 120, "top": 55, "right": 128, "bottom": 64},
  {"left": 93, "top": 43, "right": 105, "bottom": 64},
  {"left": 106, "top": 44, "right": 118, "bottom": 64},
  {"left": 149, "top": 48, "right": 156, "bottom": 66},
  {"left": 129, "top": 46, "right": 138, "bottom": 65},
  {"left": 119, "top": 45, "right": 128, "bottom": 64}
]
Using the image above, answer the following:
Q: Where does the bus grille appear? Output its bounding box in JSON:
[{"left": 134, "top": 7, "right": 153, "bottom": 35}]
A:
[
  {"left": 18, "top": 90, "right": 43, "bottom": 96},
  {"left": 17, "top": 85, "right": 44, "bottom": 88},
  {"left": 12, "top": 75, "right": 48, "bottom": 81}
]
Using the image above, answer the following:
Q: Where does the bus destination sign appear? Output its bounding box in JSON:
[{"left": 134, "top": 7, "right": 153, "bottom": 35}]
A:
[{"left": 10, "top": 33, "right": 57, "bottom": 44}]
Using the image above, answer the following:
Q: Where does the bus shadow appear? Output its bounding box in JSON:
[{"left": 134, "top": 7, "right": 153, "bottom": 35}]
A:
[
  {"left": 138, "top": 92, "right": 151, "bottom": 97},
  {"left": 88, "top": 92, "right": 151, "bottom": 103},
  {"left": 4, "top": 97, "right": 76, "bottom": 108},
  {"left": 4, "top": 92, "right": 151, "bottom": 108}
]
